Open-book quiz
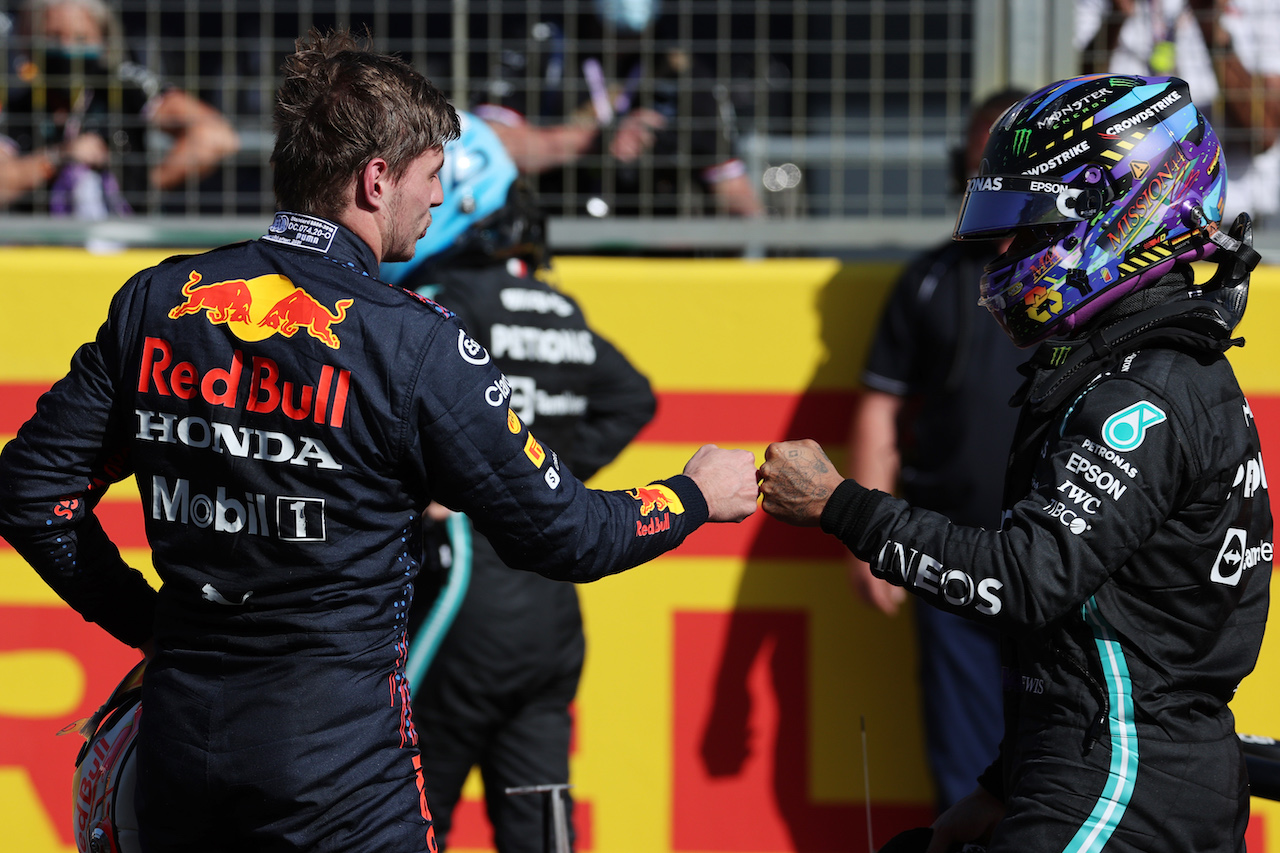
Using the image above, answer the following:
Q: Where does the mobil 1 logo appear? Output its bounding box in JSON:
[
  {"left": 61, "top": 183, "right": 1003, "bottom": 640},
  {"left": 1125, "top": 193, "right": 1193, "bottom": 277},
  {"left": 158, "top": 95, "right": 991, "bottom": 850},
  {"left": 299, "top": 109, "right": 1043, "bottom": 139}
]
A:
[{"left": 278, "top": 496, "right": 326, "bottom": 542}]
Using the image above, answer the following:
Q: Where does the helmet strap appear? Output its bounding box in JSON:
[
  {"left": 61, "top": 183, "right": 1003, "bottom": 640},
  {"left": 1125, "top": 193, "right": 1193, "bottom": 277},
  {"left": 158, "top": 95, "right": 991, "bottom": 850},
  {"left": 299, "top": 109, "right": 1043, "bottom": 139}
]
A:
[{"left": 1198, "top": 212, "right": 1261, "bottom": 331}]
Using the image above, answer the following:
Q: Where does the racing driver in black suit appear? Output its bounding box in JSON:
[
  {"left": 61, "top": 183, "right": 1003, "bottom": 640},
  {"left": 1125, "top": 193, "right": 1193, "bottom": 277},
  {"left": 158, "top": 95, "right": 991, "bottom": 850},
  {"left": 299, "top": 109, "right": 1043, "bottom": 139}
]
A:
[
  {"left": 760, "top": 74, "right": 1271, "bottom": 853},
  {"left": 0, "top": 30, "right": 759, "bottom": 853}
]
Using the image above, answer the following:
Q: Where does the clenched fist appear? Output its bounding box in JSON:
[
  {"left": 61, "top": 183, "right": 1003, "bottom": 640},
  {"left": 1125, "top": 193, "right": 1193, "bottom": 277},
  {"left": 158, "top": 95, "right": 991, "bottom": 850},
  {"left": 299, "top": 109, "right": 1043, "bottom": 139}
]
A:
[
  {"left": 757, "top": 439, "right": 846, "bottom": 526},
  {"left": 682, "top": 444, "right": 759, "bottom": 523}
]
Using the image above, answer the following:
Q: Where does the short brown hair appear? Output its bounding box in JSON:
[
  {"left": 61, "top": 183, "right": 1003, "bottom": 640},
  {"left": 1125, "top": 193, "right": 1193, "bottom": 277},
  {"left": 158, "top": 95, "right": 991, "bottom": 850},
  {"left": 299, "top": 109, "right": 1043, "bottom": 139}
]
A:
[{"left": 271, "top": 29, "right": 460, "bottom": 217}]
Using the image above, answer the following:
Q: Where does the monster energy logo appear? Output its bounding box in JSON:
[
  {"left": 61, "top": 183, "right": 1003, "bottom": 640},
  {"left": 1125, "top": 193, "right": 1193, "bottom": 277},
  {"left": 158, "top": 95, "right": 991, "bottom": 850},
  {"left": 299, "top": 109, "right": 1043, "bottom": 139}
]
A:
[
  {"left": 1013, "top": 128, "right": 1032, "bottom": 156},
  {"left": 1049, "top": 345, "right": 1072, "bottom": 366}
]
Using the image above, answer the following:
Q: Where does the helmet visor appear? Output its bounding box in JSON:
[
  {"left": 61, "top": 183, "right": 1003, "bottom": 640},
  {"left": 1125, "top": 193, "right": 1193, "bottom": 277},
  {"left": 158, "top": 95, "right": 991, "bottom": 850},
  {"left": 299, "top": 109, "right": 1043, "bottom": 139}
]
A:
[{"left": 954, "top": 175, "right": 1089, "bottom": 239}]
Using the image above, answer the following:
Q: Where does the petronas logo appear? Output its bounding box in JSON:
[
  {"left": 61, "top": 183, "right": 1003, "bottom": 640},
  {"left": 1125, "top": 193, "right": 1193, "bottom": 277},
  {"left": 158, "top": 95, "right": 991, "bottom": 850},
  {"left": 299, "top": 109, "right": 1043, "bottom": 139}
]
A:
[{"left": 1013, "top": 128, "right": 1032, "bottom": 156}]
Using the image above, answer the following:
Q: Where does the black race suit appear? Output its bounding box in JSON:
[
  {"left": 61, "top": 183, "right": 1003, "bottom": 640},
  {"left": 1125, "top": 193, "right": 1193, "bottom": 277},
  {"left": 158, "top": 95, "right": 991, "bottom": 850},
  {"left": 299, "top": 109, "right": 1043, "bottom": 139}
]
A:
[
  {"left": 404, "top": 256, "right": 655, "bottom": 852},
  {"left": 0, "top": 214, "right": 709, "bottom": 853},
  {"left": 820, "top": 272, "right": 1271, "bottom": 853}
]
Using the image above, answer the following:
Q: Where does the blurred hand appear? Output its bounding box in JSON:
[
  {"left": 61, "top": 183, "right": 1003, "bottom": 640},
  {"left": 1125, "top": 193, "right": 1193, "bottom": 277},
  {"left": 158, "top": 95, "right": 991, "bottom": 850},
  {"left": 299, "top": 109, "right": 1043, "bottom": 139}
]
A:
[
  {"left": 757, "top": 439, "right": 845, "bottom": 527},
  {"left": 847, "top": 554, "right": 906, "bottom": 615},
  {"left": 610, "top": 108, "right": 667, "bottom": 162},
  {"left": 926, "top": 785, "right": 1004, "bottom": 853},
  {"left": 683, "top": 444, "right": 758, "bottom": 522},
  {"left": 63, "top": 132, "right": 110, "bottom": 169}
]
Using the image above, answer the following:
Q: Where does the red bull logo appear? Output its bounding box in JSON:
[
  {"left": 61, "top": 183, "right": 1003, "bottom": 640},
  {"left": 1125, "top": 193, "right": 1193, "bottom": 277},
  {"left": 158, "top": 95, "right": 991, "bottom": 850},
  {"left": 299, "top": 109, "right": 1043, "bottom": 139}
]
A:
[
  {"left": 628, "top": 484, "right": 686, "bottom": 517},
  {"left": 169, "top": 271, "right": 353, "bottom": 350},
  {"left": 169, "top": 271, "right": 253, "bottom": 324}
]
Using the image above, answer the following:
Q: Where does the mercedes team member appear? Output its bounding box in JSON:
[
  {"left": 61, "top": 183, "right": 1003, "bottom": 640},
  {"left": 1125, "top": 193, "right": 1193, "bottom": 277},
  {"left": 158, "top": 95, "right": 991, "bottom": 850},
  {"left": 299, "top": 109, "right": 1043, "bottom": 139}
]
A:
[
  {"left": 384, "top": 112, "right": 656, "bottom": 851},
  {"left": 846, "top": 89, "right": 1026, "bottom": 813},
  {"left": 759, "top": 74, "right": 1270, "bottom": 853},
  {"left": 0, "top": 30, "right": 758, "bottom": 853}
]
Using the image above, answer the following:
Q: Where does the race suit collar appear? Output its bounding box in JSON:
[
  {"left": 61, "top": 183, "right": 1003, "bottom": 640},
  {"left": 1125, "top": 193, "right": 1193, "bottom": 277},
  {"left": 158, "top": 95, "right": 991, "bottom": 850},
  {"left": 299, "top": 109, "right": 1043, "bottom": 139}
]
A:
[
  {"left": 261, "top": 211, "right": 380, "bottom": 276},
  {"left": 1013, "top": 266, "right": 1243, "bottom": 416}
]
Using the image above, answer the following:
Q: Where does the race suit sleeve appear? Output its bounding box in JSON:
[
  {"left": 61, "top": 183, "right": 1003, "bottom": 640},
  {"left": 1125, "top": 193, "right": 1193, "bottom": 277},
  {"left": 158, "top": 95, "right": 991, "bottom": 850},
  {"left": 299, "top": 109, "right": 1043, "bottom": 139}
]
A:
[
  {"left": 560, "top": 331, "right": 655, "bottom": 481},
  {"left": 403, "top": 319, "right": 708, "bottom": 582},
  {"left": 817, "top": 374, "right": 1193, "bottom": 636},
  {"left": 0, "top": 278, "right": 157, "bottom": 648}
]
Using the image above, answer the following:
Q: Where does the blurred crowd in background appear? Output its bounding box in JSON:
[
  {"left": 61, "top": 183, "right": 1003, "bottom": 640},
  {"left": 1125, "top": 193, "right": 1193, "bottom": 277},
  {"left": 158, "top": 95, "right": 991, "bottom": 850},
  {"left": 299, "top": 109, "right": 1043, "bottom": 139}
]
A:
[{"left": 1, "top": 1, "right": 1279, "bottom": 251}]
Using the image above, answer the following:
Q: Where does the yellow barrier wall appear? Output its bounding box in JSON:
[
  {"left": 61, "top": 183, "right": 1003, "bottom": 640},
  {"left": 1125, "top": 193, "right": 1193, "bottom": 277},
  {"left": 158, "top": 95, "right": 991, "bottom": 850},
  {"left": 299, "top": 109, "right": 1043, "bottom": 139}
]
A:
[{"left": 1, "top": 248, "right": 1278, "bottom": 852}]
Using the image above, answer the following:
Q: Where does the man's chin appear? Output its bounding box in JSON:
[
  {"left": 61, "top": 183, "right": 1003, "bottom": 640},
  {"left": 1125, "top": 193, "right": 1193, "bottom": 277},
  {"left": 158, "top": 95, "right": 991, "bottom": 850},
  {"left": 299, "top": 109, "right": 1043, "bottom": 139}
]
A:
[{"left": 383, "top": 245, "right": 414, "bottom": 264}]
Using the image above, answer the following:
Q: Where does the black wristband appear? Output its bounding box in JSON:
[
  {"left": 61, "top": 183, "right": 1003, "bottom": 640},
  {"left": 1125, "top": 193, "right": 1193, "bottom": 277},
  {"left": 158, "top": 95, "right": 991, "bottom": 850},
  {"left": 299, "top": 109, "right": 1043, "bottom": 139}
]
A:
[{"left": 819, "top": 478, "right": 888, "bottom": 547}]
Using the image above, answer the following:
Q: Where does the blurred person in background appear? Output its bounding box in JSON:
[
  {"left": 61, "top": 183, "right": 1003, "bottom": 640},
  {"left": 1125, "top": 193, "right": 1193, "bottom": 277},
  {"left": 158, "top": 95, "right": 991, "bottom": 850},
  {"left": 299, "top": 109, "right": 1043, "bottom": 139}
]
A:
[
  {"left": 468, "top": 0, "right": 763, "bottom": 219},
  {"left": 0, "top": 0, "right": 239, "bottom": 216},
  {"left": 846, "top": 89, "right": 1026, "bottom": 814},
  {"left": 382, "top": 111, "right": 656, "bottom": 853},
  {"left": 1077, "top": 0, "right": 1280, "bottom": 222}
]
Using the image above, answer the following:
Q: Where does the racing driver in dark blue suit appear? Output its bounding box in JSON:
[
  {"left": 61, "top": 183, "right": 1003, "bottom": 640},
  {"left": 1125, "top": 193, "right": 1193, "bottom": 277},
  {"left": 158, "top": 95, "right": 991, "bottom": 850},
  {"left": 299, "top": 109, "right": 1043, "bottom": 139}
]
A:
[{"left": 0, "top": 30, "right": 759, "bottom": 853}]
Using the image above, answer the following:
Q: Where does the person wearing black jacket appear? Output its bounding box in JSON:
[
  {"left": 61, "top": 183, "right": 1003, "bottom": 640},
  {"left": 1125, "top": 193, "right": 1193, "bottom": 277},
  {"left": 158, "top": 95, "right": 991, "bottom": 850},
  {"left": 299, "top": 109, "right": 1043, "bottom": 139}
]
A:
[
  {"left": 0, "top": 31, "right": 758, "bottom": 853},
  {"left": 759, "top": 75, "right": 1270, "bottom": 853},
  {"left": 385, "top": 110, "right": 657, "bottom": 852},
  {"left": 846, "top": 91, "right": 1026, "bottom": 813}
]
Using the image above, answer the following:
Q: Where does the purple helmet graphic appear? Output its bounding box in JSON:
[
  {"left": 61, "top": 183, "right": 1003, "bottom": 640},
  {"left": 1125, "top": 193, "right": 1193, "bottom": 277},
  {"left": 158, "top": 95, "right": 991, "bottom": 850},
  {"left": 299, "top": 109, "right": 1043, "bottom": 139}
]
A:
[{"left": 954, "top": 75, "right": 1227, "bottom": 347}]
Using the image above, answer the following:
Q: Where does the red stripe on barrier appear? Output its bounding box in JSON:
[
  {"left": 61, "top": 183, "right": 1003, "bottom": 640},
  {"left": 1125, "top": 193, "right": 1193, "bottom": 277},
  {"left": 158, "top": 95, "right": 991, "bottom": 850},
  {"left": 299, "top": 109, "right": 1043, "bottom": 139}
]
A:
[
  {"left": 99, "top": 498, "right": 148, "bottom": 549},
  {"left": 1250, "top": 395, "right": 1280, "bottom": 470},
  {"left": 3, "top": 385, "right": 856, "bottom": 445},
  {"left": 0, "top": 382, "right": 48, "bottom": 433},
  {"left": 638, "top": 389, "right": 858, "bottom": 445}
]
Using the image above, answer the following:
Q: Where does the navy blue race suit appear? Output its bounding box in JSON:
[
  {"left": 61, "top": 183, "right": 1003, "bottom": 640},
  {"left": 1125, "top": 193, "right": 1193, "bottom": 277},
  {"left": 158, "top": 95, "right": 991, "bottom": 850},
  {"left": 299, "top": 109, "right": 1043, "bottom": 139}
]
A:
[
  {"left": 820, "top": 272, "right": 1271, "bottom": 853},
  {"left": 405, "top": 256, "right": 656, "bottom": 852},
  {"left": 0, "top": 214, "right": 709, "bottom": 853}
]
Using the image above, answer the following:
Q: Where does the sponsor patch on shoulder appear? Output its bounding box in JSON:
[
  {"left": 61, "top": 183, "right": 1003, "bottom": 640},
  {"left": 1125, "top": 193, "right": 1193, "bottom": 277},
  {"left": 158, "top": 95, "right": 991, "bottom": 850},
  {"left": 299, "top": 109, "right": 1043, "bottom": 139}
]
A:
[
  {"left": 524, "top": 432, "right": 546, "bottom": 468},
  {"left": 457, "top": 329, "right": 491, "bottom": 365},
  {"left": 1101, "top": 401, "right": 1166, "bottom": 451}
]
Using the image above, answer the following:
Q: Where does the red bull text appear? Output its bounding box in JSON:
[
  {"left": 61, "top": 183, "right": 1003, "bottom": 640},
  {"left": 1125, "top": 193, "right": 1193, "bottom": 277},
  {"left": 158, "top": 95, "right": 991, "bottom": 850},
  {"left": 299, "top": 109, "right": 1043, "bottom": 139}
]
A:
[{"left": 138, "top": 337, "right": 350, "bottom": 428}]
